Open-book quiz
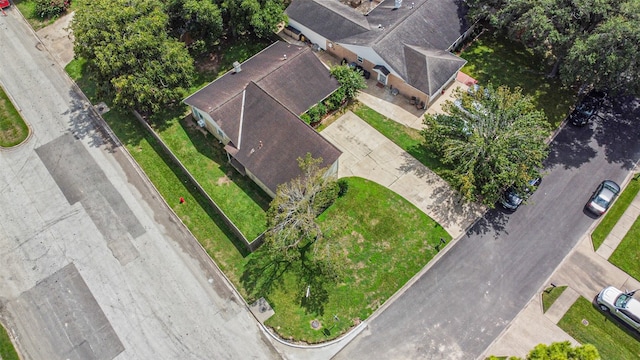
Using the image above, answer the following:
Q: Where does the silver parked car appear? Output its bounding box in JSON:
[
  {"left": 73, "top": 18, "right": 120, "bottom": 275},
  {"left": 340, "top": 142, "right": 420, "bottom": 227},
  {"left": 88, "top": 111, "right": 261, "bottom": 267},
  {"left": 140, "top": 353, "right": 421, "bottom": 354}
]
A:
[
  {"left": 596, "top": 286, "right": 640, "bottom": 331},
  {"left": 586, "top": 180, "right": 620, "bottom": 216}
]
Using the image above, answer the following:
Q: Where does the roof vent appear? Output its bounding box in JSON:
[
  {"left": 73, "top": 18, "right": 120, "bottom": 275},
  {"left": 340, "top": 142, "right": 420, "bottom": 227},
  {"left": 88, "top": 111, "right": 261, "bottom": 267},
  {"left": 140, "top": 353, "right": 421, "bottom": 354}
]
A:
[
  {"left": 233, "top": 61, "right": 241, "bottom": 73},
  {"left": 283, "top": 54, "right": 287, "bottom": 60}
]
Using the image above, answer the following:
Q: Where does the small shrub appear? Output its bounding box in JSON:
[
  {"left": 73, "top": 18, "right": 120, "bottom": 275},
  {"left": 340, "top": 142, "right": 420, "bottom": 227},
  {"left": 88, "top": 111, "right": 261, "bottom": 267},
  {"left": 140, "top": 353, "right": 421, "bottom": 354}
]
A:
[
  {"left": 337, "top": 178, "right": 349, "bottom": 197},
  {"left": 313, "top": 181, "right": 339, "bottom": 214},
  {"left": 324, "top": 87, "right": 346, "bottom": 111},
  {"left": 188, "top": 39, "right": 208, "bottom": 58},
  {"left": 34, "top": 0, "right": 71, "bottom": 19},
  {"left": 300, "top": 113, "right": 312, "bottom": 124}
]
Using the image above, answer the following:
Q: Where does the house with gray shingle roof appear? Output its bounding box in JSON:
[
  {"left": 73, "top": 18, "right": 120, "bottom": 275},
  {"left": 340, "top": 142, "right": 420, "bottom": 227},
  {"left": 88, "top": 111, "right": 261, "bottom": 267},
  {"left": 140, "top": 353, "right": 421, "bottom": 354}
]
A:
[
  {"left": 286, "top": 0, "right": 473, "bottom": 107},
  {"left": 183, "top": 41, "right": 342, "bottom": 197}
]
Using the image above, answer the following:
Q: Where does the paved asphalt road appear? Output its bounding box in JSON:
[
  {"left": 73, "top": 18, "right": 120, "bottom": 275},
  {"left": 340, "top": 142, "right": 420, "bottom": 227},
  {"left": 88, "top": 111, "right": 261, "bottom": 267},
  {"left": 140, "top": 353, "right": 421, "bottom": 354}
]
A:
[
  {"left": 336, "top": 98, "right": 640, "bottom": 359},
  {"left": 0, "top": 9, "right": 279, "bottom": 360}
]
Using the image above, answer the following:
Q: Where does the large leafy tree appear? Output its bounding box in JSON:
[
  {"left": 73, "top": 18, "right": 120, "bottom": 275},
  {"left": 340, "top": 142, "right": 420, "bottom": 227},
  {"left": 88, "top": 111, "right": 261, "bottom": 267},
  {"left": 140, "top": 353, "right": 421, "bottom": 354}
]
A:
[
  {"left": 488, "top": 341, "right": 600, "bottom": 360},
  {"left": 164, "top": 0, "right": 224, "bottom": 43},
  {"left": 264, "top": 154, "right": 344, "bottom": 276},
  {"left": 221, "top": 0, "right": 287, "bottom": 38},
  {"left": 561, "top": 1, "right": 640, "bottom": 95},
  {"left": 422, "top": 85, "right": 549, "bottom": 206},
  {"left": 468, "top": 0, "right": 638, "bottom": 94},
  {"left": 72, "top": 0, "right": 194, "bottom": 114}
]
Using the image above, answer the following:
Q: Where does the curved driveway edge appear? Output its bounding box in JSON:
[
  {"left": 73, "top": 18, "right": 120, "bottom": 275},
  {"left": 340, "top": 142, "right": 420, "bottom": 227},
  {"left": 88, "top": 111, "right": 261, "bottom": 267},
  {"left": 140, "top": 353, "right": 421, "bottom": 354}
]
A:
[{"left": 321, "top": 111, "right": 485, "bottom": 239}]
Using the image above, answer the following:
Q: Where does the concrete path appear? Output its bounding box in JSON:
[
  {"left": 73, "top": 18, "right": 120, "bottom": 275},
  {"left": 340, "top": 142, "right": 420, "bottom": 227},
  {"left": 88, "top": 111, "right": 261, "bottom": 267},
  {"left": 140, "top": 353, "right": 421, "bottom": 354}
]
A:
[
  {"left": 484, "top": 176, "right": 640, "bottom": 359},
  {"left": 596, "top": 189, "right": 640, "bottom": 259},
  {"left": 322, "top": 111, "right": 485, "bottom": 239},
  {"left": 35, "top": 11, "right": 75, "bottom": 67}
]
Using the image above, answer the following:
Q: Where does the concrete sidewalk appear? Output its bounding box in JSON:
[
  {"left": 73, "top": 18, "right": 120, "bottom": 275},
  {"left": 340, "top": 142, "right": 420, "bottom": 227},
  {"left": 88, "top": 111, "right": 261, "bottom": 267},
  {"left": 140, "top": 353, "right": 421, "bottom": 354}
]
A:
[{"left": 484, "top": 177, "right": 640, "bottom": 359}]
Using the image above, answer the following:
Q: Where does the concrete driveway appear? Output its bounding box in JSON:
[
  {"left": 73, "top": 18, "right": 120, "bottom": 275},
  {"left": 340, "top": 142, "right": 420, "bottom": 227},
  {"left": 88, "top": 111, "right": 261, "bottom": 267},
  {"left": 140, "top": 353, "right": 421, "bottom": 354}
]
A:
[{"left": 321, "top": 111, "right": 485, "bottom": 239}]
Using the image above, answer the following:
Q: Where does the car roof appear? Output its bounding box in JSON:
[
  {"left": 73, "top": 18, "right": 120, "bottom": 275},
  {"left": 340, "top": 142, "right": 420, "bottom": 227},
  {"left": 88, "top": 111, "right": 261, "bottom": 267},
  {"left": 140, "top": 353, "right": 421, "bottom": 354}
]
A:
[
  {"left": 602, "top": 180, "right": 620, "bottom": 194},
  {"left": 627, "top": 296, "right": 640, "bottom": 311}
]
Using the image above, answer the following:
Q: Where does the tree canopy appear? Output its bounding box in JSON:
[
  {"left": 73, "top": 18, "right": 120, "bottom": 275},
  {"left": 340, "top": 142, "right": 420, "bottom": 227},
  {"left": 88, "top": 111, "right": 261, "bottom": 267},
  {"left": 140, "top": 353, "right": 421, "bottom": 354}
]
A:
[
  {"left": 72, "top": 0, "right": 195, "bottom": 113},
  {"left": 330, "top": 65, "right": 368, "bottom": 101},
  {"left": 421, "top": 85, "right": 549, "bottom": 206},
  {"left": 264, "top": 154, "right": 345, "bottom": 277},
  {"left": 468, "top": 0, "right": 640, "bottom": 94}
]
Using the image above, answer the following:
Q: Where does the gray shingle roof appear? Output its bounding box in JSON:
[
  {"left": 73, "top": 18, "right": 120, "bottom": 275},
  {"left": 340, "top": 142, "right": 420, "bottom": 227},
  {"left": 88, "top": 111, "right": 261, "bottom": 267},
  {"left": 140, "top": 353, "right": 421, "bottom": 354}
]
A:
[
  {"left": 184, "top": 41, "right": 339, "bottom": 118},
  {"left": 404, "top": 46, "right": 467, "bottom": 96},
  {"left": 286, "top": 0, "right": 470, "bottom": 96},
  {"left": 183, "top": 41, "right": 341, "bottom": 195},
  {"left": 285, "top": 0, "right": 370, "bottom": 41},
  {"left": 226, "top": 82, "right": 341, "bottom": 194}
]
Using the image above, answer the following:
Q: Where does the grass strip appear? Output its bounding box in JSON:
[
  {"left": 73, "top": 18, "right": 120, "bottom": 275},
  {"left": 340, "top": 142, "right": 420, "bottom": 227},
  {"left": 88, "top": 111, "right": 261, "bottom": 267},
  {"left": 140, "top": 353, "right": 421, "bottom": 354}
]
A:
[
  {"left": 592, "top": 174, "right": 640, "bottom": 250},
  {"left": 558, "top": 296, "right": 640, "bottom": 359},
  {"left": 0, "top": 323, "right": 20, "bottom": 360},
  {"left": 542, "top": 285, "right": 567, "bottom": 313},
  {"left": 609, "top": 214, "right": 640, "bottom": 281},
  {"left": 0, "top": 86, "right": 29, "bottom": 147}
]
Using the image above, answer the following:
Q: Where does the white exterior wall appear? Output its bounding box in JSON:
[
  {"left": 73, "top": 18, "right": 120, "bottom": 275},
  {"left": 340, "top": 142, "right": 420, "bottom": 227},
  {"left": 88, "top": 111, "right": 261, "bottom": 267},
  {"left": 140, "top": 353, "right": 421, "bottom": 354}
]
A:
[
  {"left": 190, "top": 106, "right": 229, "bottom": 144},
  {"left": 325, "top": 159, "right": 339, "bottom": 179},
  {"left": 287, "top": 19, "right": 328, "bottom": 49},
  {"left": 338, "top": 44, "right": 400, "bottom": 77},
  {"left": 246, "top": 169, "right": 276, "bottom": 198}
]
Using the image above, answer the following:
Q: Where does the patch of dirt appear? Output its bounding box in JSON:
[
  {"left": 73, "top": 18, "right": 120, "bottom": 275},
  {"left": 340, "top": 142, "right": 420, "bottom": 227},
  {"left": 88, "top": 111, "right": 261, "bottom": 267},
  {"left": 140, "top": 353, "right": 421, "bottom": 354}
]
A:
[
  {"left": 351, "top": 231, "right": 365, "bottom": 243},
  {"left": 217, "top": 175, "right": 232, "bottom": 186},
  {"left": 195, "top": 52, "right": 221, "bottom": 75}
]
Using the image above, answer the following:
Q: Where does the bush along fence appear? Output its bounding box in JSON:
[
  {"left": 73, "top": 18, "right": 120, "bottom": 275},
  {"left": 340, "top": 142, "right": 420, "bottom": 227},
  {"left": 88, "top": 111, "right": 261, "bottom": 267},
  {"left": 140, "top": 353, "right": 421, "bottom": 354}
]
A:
[{"left": 132, "top": 110, "right": 265, "bottom": 252}]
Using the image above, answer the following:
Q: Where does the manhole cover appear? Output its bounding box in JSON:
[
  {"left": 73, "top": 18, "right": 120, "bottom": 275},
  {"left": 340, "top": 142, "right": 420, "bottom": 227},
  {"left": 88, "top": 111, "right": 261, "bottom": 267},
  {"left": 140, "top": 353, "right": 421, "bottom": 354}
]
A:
[
  {"left": 582, "top": 319, "right": 589, "bottom": 326},
  {"left": 311, "top": 320, "right": 321, "bottom": 329}
]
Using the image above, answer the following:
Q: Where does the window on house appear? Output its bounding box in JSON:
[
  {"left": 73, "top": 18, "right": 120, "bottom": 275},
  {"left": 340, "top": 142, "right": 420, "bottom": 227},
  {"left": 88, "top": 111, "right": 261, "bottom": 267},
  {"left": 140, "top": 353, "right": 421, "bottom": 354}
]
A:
[
  {"left": 377, "top": 72, "right": 387, "bottom": 85},
  {"left": 357, "top": 55, "right": 363, "bottom": 63}
]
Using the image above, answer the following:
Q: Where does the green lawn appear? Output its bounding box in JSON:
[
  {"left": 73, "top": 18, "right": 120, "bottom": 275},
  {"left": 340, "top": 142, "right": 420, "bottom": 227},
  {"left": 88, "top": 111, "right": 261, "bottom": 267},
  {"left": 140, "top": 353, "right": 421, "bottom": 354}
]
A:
[
  {"left": 542, "top": 285, "right": 567, "bottom": 313},
  {"left": 0, "top": 85, "right": 29, "bottom": 147},
  {"left": 258, "top": 177, "right": 451, "bottom": 343},
  {"left": 0, "top": 323, "right": 20, "bottom": 360},
  {"left": 154, "top": 113, "right": 270, "bottom": 240},
  {"left": 460, "top": 35, "right": 576, "bottom": 127},
  {"left": 608, "top": 214, "right": 640, "bottom": 281},
  {"left": 558, "top": 296, "right": 640, "bottom": 359},
  {"left": 351, "top": 103, "right": 454, "bottom": 183},
  {"left": 592, "top": 174, "right": 640, "bottom": 250}
]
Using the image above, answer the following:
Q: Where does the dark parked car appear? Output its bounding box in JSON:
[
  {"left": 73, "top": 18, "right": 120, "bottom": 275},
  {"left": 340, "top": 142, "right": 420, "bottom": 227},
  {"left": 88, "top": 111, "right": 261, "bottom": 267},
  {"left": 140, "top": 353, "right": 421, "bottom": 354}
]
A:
[
  {"left": 586, "top": 180, "right": 620, "bottom": 216},
  {"left": 570, "top": 98, "right": 598, "bottom": 126},
  {"left": 500, "top": 178, "right": 542, "bottom": 211}
]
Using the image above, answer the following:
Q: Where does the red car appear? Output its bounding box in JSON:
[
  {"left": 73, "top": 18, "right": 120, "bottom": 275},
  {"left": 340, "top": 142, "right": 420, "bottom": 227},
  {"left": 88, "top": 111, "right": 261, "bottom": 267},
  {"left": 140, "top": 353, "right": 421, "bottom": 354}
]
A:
[{"left": 0, "top": 0, "right": 10, "bottom": 9}]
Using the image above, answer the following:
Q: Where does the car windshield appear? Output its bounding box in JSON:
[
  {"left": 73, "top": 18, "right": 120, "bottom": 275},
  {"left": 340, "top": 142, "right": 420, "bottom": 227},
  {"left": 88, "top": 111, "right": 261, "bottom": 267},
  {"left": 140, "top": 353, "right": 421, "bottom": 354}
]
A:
[
  {"left": 593, "top": 194, "right": 610, "bottom": 208},
  {"left": 615, "top": 293, "right": 632, "bottom": 308}
]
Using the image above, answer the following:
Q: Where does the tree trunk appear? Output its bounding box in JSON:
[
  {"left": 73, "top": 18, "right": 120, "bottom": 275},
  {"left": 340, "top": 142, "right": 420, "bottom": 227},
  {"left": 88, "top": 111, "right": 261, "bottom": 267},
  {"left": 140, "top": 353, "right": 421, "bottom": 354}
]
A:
[{"left": 548, "top": 56, "right": 562, "bottom": 78}]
